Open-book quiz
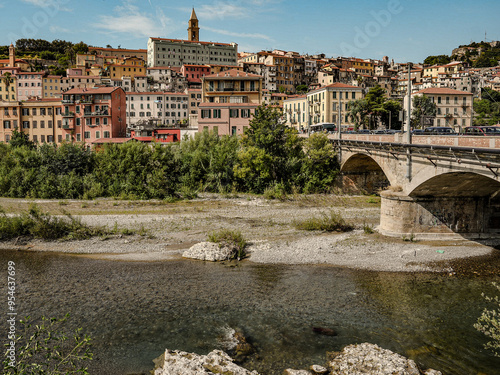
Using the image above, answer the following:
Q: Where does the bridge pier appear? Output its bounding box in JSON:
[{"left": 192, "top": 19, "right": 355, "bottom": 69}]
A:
[{"left": 379, "top": 190, "right": 500, "bottom": 240}]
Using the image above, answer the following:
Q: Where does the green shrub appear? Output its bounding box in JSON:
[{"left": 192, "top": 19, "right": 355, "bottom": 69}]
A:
[
  {"left": 2, "top": 313, "right": 93, "bottom": 375},
  {"left": 208, "top": 229, "right": 247, "bottom": 260},
  {"left": 293, "top": 210, "right": 353, "bottom": 232},
  {"left": 474, "top": 282, "right": 500, "bottom": 357},
  {"left": 0, "top": 204, "right": 108, "bottom": 241},
  {"left": 363, "top": 223, "right": 374, "bottom": 234}
]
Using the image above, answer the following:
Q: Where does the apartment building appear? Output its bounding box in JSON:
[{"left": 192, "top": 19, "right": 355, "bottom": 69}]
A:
[
  {"left": 16, "top": 72, "right": 44, "bottom": 100},
  {"left": 284, "top": 82, "right": 363, "bottom": 131},
  {"left": 0, "top": 73, "right": 17, "bottom": 101},
  {"left": 108, "top": 57, "right": 146, "bottom": 81},
  {"left": 43, "top": 75, "right": 64, "bottom": 99},
  {"left": 126, "top": 91, "right": 189, "bottom": 129},
  {"left": 0, "top": 101, "right": 20, "bottom": 143},
  {"left": 410, "top": 87, "right": 473, "bottom": 130},
  {"left": 61, "top": 86, "right": 126, "bottom": 147},
  {"left": 198, "top": 69, "right": 262, "bottom": 135},
  {"left": 20, "top": 98, "right": 64, "bottom": 144}
]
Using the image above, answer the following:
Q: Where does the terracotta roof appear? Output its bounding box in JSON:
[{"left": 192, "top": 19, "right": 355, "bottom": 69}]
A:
[
  {"left": 92, "top": 138, "right": 133, "bottom": 144},
  {"left": 204, "top": 69, "right": 261, "bottom": 79},
  {"left": 198, "top": 102, "right": 259, "bottom": 107},
  {"left": 64, "top": 86, "right": 124, "bottom": 95},
  {"left": 149, "top": 37, "right": 234, "bottom": 47},
  {"left": 413, "top": 87, "right": 472, "bottom": 95}
]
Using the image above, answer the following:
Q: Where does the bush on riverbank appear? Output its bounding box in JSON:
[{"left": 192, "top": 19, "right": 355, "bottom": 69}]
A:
[
  {"left": 0, "top": 204, "right": 108, "bottom": 240},
  {"left": 0, "top": 105, "right": 339, "bottom": 200},
  {"left": 208, "top": 229, "right": 247, "bottom": 260},
  {"left": 293, "top": 210, "right": 353, "bottom": 232}
]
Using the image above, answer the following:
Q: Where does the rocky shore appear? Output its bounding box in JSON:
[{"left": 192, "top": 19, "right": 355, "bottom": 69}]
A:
[
  {"left": 0, "top": 194, "right": 497, "bottom": 273},
  {"left": 152, "top": 343, "right": 442, "bottom": 375}
]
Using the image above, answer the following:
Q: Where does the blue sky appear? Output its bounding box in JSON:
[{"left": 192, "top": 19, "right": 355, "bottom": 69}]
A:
[{"left": 2, "top": 0, "right": 500, "bottom": 63}]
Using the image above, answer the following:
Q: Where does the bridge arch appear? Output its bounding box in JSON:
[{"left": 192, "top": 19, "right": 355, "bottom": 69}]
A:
[{"left": 340, "top": 153, "right": 396, "bottom": 194}]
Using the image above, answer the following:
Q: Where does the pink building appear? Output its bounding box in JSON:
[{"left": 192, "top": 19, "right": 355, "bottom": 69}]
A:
[
  {"left": 198, "top": 102, "right": 258, "bottom": 136},
  {"left": 130, "top": 128, "right": 180, "bottom": 143},
  {"left": 181, "top": 64, "right": 211, "bottom": 86},
  {"left": 16, "top": 72, "right": 44, "bottom": 100},
  {"left": 61, "top": 86, "right": 126, "bottom": 148}
]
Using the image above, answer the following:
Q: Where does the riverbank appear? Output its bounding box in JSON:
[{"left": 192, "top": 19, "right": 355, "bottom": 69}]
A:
[{"left": 0, "top": 194, "right": 498, "bottom": 273}]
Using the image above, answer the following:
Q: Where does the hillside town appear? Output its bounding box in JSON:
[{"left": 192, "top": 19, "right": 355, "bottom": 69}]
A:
[{"left": 1, "top": 8, "right": 500, "bottom": 147}]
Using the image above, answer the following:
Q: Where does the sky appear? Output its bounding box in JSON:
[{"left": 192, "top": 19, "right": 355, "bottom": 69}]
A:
[{"left": 2, "top": 0, "right": 500, "bottom": 63}]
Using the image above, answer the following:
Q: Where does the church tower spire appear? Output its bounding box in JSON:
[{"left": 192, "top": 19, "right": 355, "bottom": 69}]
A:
[{"left": 188, "top": 8, "right": 199, "bottom": 42}]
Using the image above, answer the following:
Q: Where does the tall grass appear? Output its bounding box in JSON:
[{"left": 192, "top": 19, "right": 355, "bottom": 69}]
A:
[
  {"left": 293, "top": 210, "right": 353, "bottom": 232},
  {"left": 0, "top": 205, "right": 108, "bottom": 241},
  {"left": 207, "top": 229, "right": 247, "bottom": 260}
]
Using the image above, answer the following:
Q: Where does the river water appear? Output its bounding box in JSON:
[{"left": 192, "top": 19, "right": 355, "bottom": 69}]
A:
[{"left": 1, "top": 249, "right": 500, "bottom": 375}]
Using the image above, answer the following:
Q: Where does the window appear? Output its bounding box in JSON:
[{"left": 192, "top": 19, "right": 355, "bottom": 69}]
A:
[
  {"left": 437, "top": 97, "right": 441, "bottom": 104},
  {"left": 33, "top": 135, "right": 38, "bottom": 143},
  {"left": 96, "top": 131, "right": 100, "bottom": 139},
  {"left": 201, "top": 109, "right": 211, "bottom": 119},
  {"left": 40, "top": 108, "right": 46, "bottom": 115},
  {"left": 76, "top": 134, "right": 81, "bottom": 142},
  {"left": 104, "top": 131, "right": 110, "bottom": 138},
  {"left": 40, "top": 121, "right": 45, "bottom": 128},
  {"left": 84, "top": 131, "right": 90, "bottom": 139},
  {"left": 229, "top": 109, "right": 239, "bottom": 118},
  {"left": 241, "top": 109, "right": 250, "bottom": 118},
  {"left": 32, "top": 121, "right": 38, "bottom": 128},
  {"left": 352, "top": 92, "right": 356, "bottom": 99},
  {"left": 231, "top": 126, "right": 237, "bottom": 135},
  {"left": 48, "top": 120, "right": 52, "bottom": 128},
  {"left": 32, "top": 108, "right": 37, "bottom": 115},
  {"left": 3, "top": 120, "right": 10, "bottom": 129}
]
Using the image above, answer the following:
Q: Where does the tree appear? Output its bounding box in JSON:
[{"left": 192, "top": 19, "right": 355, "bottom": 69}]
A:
[
  {"left": 381, "top": 100, "right": 403, "bottom": 130},
  {"left": 424, "top": 55, "right": 451, "bottom": 66},
  {"left": 2, "top": 72, "right": 12, "bottom": 102},
  {"left": 411, "top": 94, "right": 437, "bottom": 129},
  {"left": 73, "top": 41, "right": 89, "bottom": 55},
  {"left": 365, "top": 85, "right": 388, "bottom": 129},
  {"left": 295, "top": 84, "right": 308, "bottom": 94},
  {"left": 9, "top": 128, "right": 36, "bottom": 149},
  {"left": 347, "top": 99, "right": 370, "bottom": 129},
  {"left": 234, "top": 105, "right": 303, "bottom": 192}
]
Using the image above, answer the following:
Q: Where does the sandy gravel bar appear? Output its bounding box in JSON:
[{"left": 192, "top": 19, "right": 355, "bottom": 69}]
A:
[{"left": 0, "top": 194, "right": 497, "bottom": 272}]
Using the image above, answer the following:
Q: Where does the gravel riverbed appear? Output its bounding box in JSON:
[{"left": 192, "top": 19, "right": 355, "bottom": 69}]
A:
[{"left": 0, "top": 194, "right": 497, "bottom": 272}]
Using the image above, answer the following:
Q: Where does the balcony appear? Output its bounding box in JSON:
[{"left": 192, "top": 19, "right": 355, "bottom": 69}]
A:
[
  {"left": 62, "top": 124, "right": 73, "bottom": 130},
  {"left": 62, "top": 99, "right": 74, "bottom": 104},
  {"left": 62, "top": 111, "right": 75, "bottom": 117}
]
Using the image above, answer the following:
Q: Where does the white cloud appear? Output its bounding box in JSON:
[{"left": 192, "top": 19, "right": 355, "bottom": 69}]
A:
[
  {"left": 21, "top": 0, "right": 71, "bottom": 10},
  {"left": 93, "top": 0, "right": 172, "bottom": 38},
  {"left": 203, "top": 26, "right": 272, "bottom": 41},
  {"left": 197, "top": 1, "right": 248, "bottom": 20},
  {"left": 49, "top": 25, "right": 71, "bottom": 34}
]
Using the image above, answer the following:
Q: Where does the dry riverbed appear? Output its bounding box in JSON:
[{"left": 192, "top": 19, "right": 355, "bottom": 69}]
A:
[{"left": 0, "top": 194, "right": 498, "bottom": 273}]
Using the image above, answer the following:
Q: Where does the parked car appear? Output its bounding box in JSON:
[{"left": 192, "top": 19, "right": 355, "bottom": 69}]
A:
[
  {"left": 462, "top": 126, "right": 500, "bottom": 136},
  {"left": 422, "top": 126, "right": 456, "bottom": 135},
  {"left": 412, "top": 129, "right": 425, "bottom": 135},
  {"left": 357, "top": 129, "right": 371, "bottom": 134}
]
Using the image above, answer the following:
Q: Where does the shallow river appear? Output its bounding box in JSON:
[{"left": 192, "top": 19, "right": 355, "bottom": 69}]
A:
[{"left": 1, "top": 249, "right": 500, "bottom": 375}]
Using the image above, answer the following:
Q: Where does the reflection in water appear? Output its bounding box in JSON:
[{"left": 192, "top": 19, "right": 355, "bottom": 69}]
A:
[{"left": 0, "top": 250, "right": 499, "bottom": 375}]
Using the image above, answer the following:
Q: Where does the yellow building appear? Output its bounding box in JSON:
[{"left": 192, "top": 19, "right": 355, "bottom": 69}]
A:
[
  {"left": 42, "top": 75, "right": 64, "bottom": 99},
  {"left": 109, "top": 57, "right": 146, "bottom": 81},
  {"left": 283, "top": 95, "right": 308, "bottom": 132},
  {"left": 285, "top": 82, "right": 364, "bottom": 132},
  {"left": 20, "top": 98, "right": 64, "bottom": 144},
  {"left": 201, "top": 69, "right": 262, "bottom": 104},
  {"left": 0, "top": 101, "right": 20, "bottom": 143}
]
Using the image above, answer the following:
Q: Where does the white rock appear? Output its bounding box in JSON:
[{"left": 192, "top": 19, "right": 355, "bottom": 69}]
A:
[
  {"left": 310, "top": 364, "right": 328, "bottom": 374},
  {"left": 329, "top": 343, "right": 441, "bottom": 375},
  {"left": 284, "top": 370, "right": 312, "bottom": 375},
  {"left": 153, "top": 348, "right": 259, "bottom": 375},
  {"left": 182, "top": 241, "right": 232, "bottom": 261}
]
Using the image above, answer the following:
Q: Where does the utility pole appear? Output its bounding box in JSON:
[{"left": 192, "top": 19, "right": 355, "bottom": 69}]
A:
[{"left": 406, "top": 63, "right": 412, "bottom": 180}]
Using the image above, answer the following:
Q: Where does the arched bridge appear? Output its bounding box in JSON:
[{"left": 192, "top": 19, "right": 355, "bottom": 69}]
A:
[{"left": 335, "top": 137, "right": 500, "bottom": 239}]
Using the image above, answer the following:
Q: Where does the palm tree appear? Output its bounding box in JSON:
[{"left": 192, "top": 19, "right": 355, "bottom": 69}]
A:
[{"left": 2, "top": 72, "right": 12, "bottom": 102}]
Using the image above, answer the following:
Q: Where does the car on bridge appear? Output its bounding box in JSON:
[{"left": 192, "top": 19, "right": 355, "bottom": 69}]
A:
[
  {"left": 462, "top": 126, "right": 500, "bottom": 136},
  {"left": 422, "top": 126, "right": 456, "bottom": 135}
]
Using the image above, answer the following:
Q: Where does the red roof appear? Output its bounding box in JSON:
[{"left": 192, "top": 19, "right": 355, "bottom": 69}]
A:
[
  {"left": 149, "top": 37, "right": 234, "bottom": 47},
  {"left": 92, "top": 138, "right": 132, "bottom": 144},
  {"left": 413, "top": 87, "right": 472, "bottom": 95},
  {"left": 204, "top": 69, "right": 261, "bottom": 79},
  {"left": 65, "top": 86, "right": 124, "bottom": 95}
]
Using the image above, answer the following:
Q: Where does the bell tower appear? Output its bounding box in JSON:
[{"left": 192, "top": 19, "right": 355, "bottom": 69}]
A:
[
  {"left": 9, "top": 43, "right": 15, "bottom": 67},
  {"left": 187, "top": 8, "right": 199, "bottom": 42}
]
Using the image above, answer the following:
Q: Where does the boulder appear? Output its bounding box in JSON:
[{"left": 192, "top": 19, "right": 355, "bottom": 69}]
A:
[
  {"left": 328, "top": 343, "right": 442, "bottom": 375},
  {"left": 182, "top": 241, "right": 233, "bottom": 261},
  {"left": 283, "top": 370, "right": 312, "bottom": 375},
  {"left": 310, "top": 364, "right": 328, "bottom": 374},
  {"left": 153, "top": 348, "right": 259, "bottom": 375}
]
